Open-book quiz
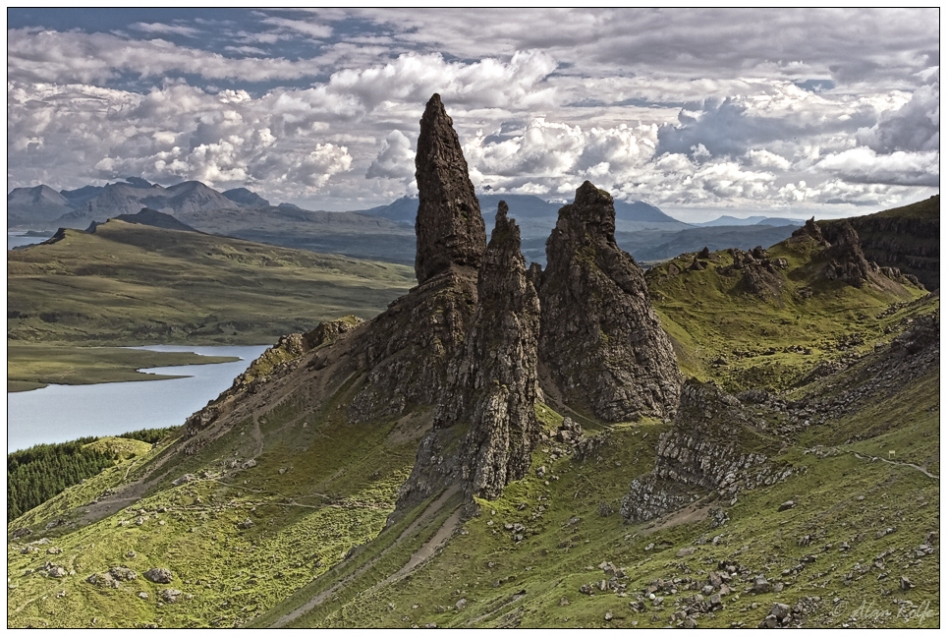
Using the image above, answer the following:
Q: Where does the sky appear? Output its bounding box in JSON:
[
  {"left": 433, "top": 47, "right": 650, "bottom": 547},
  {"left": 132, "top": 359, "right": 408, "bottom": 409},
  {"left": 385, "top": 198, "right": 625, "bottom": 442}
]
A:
[{"left": 6, "top": 8, "right": 940, "bottom": 221}]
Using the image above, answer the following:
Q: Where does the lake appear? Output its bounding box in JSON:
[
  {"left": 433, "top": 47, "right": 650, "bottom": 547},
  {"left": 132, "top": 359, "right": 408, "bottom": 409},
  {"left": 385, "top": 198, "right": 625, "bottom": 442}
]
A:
[
  {"left": 8, "top": 231, "right": 48, "bottom": 250},
  {"left": 7, "top": 344, "right": 269, "bottom": 452}
]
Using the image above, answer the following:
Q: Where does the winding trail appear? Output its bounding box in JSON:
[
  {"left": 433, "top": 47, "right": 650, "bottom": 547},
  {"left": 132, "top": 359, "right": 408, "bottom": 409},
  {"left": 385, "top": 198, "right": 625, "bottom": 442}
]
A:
[{"left": 850, "top": 450, "right": 939, "bottom": 480}]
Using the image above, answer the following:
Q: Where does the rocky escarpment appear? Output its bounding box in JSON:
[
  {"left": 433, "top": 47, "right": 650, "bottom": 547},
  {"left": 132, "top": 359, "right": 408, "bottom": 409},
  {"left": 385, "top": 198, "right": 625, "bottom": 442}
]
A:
[
  {"left": 537, "top": 182, "right": 681, "bottom": 422},
  {"left": 828, "top": 195, "right": 939, "bottom": 291},
  {"left": 794, "top": 216, "right": 923, "bottom": 290},
  {"left": 620, "top": 380, "right": 790, "bottom": 523},
  {"left": 394, "top": 202, "right": 541, "bottom": 514},
  {"left": 414, "top": 93, "right": 487, "bottom": 284}
]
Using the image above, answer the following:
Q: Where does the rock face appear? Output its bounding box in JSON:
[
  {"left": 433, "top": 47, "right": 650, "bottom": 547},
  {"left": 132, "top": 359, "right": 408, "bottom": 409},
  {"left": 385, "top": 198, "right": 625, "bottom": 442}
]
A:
[
  {"left": 819, "top": 221, "right": 873, "bottom": 287},
  {"left": 537, "top": 181, "right": 681, "bottom": 422},
  {"left": 715, "top": 246, "right": 788, "bottom": 299},
  {"left": 792, "top": 216, "right": 919, "bottom": 290},
  {"left": 395, "top": 202, "right": 541, "bottom": 512},
  {"left": 414, "top": 93, "right": 487, "bottom": 284},
  {"left": 620, "top": 379, "right": 791, "bottom": 523},
  {"left": 830, "top": 195, "right": 939, "bottom": 291}
]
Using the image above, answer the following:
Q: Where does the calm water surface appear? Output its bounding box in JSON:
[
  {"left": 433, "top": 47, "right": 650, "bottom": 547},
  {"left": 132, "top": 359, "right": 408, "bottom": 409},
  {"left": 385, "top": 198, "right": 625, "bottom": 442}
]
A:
[
  {"left": 8, "top": 231, "right": 47, "bottom": 250},
  {"left": 7, "top": 345, "right": 269, "bottom": 452}
]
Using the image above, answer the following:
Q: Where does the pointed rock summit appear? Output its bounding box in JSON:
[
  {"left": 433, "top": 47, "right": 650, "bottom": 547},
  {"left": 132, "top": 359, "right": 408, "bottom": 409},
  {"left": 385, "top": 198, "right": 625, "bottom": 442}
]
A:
[
  {"left": 414, "top": 93, "right": 487, "bottom": 284},
  {"left": 395, "top": 202, "right": 541, "bottom": 512},
  {"left": 538, "top": 181, "right": 681, "bottom": 422}
]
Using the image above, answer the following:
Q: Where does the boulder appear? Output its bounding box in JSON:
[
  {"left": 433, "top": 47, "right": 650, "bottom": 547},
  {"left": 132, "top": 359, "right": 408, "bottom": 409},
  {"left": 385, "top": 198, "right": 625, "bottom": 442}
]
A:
[{"left": 143, "top": 568, "right": 173, "bottom": 584}]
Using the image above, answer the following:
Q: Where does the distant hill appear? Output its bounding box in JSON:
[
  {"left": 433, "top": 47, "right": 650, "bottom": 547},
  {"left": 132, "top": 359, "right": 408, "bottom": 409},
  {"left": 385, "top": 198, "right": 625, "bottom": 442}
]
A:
[
  {"left": 8, "top": 219, "right": 414, "bottom": 345},
  {"left": 60, "top": 185, "right": 105, "bottom": 207},
  {"left": 7, "top": 185, "right": 72, "bottom": 226},
  {"left": 695, "top": 214, "right": 806, "bottom": 227},
  {"left": 756, "top": 217, "right": 806, "bottom": 227},
  {"left": 87, "top": 208, "right": 200, "bottom": 234},
  {"left": 7, "top": 179, "right": 272, "bottom": 231}
]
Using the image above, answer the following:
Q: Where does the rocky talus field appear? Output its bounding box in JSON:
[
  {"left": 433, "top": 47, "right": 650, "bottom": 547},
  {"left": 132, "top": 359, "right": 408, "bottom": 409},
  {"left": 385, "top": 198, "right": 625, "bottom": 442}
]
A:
[{"left": 7, "top": 95, "right": 939, "bottom": 629}]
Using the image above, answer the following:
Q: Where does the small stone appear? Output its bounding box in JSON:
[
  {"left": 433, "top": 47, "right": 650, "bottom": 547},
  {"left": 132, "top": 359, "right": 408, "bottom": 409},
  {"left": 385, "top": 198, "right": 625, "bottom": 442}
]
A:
[
  {"left": 753, "top": 577, "right": 772, "bottom": 593},
  {"left": 455, "top": 598, "right": 467, "bottom": 610},
  {"left": 759, "top": 615, "right": 778, "bottom": 629}
]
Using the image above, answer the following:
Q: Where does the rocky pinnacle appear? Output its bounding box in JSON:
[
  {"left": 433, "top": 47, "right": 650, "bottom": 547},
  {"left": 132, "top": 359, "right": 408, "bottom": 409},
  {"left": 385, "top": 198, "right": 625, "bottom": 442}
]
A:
[
  {"left": 538, "top": 181, "right": 682, "bottom": 421},
  {"left": 394, "top": 202, "right": 541, "bottom": 511},
  {"left": 414, "top": 93, "right": 487, "bottom": 284},
  {"left": 449, "top": 201, "right": 541, "bottom": 499}
]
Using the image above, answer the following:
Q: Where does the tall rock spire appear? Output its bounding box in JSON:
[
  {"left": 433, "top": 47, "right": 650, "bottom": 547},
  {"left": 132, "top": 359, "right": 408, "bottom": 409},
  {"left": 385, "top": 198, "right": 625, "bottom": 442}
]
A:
[
  {"left": 414, "top": 93, "right": 487, "bottom": 284},
  {"left": 538, "top": 181, "right": 682, "bottom": 422},
  {"left": 393, "top": 202, "right": 541, "bottom": 513}
]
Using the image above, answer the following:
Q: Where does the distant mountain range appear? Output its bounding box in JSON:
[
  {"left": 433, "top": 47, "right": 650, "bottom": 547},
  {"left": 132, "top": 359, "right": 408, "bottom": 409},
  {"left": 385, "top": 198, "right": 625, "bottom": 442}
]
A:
[
  {"left": 8, "top": 178, "right": 807, "bottom": 265},
  {"left": 359, "top": 194, "right": 691, "bottom": 235}
]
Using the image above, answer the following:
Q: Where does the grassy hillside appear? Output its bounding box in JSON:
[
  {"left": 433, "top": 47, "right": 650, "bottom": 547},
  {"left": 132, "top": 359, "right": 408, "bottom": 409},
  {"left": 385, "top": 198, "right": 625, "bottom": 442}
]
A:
[
  {"left": 9, "top": 221, "right": 414, "bottom": 345},
  {"left": 8, "top": 221, "right": 415, "bottom": 389},
  {"left": 646, "top": 233, "right": 927, "bottom": 392},
  {"left": 7, "top": 343, "right": 238, "bottom": 392},
  {"left": 6, "top": 213, "right": 937, "bottom": 629}
]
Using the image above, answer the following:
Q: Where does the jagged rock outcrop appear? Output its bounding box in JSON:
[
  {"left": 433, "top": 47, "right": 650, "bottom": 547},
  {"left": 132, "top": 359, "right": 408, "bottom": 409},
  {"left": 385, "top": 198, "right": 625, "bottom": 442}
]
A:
[
  {"left": 828, "top": 195, "right": 939, "bottom": 290},
  {"left": 394, "top": 202, "right": 541, "bottom": 513},
  {"left": 793, "top": 217, "right": 825, "bottom": 244},
  {"left": 414, "top": 93, "right": 487, "bottom": 284},
  {"left": 794, "top": 215, "right": 923, "bottom": 290},
  {"left": 714, "top": 246, "right": 788, "bottom": 299},
  {"left": 819, "top": 221, "right": 873, "bottom": 287},
  {"left": 537, "top": 181, "right": 681, "bottom": 422},
  {"left": 620, "top": 380, "right": 791, "bottom": 523}
]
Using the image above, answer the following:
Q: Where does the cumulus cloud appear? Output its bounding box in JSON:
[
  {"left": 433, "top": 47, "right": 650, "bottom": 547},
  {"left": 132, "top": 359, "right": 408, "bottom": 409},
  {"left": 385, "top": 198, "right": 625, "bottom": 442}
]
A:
[
  {"left": 813, "top": 148, "right": 938, "bottom": 187},
  {"left": 745, "top": 149, "right": 791, "bottom": 171},
  {"left": 857, "top": 80, "right": 939, "bottom": 153},
  {"left": 327, "top": 50, "right": 557, "bottom": 111},
  {"left": 260, "top": 16, "right": 333, "bottom": 39},
  {"left": 7, "top": 28, "right": 319, "bottom": 84},
  {"left": 657, "top": 98, "right": 820, "bottom": 159},
  {"left": 464, "top": 118, "right": 584, "bottom": 178},
  {"left": 366, "top": 130, "right": 414, "bottom": 180},
  {"left": 576, "top": 124, "right": 656, "bottom": 174},
  {"left": 6, "top": 9, "right": 940, "bottom": 213}
]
